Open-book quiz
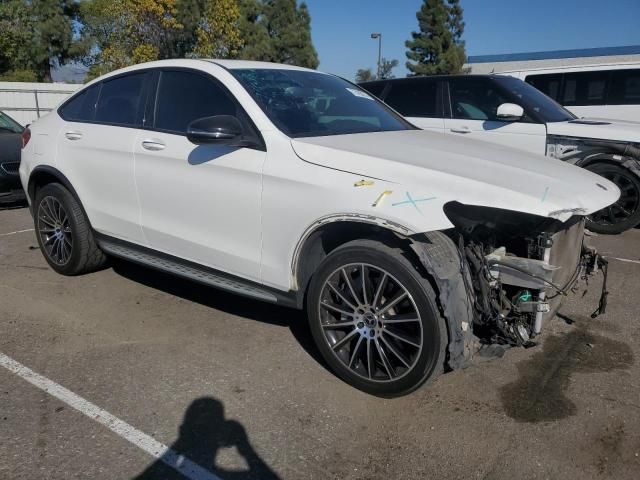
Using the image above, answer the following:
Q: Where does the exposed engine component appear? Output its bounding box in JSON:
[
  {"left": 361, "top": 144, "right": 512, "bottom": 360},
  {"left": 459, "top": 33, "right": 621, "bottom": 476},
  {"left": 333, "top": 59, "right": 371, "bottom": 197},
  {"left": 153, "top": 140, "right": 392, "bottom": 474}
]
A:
[{"left": 443, "top": 202, "right": 609, "bottom": 350}]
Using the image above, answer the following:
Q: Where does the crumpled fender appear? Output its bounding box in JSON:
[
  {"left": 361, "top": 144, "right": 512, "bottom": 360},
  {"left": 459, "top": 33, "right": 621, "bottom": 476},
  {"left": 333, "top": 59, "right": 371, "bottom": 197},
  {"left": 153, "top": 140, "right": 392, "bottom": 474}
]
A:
[{"left": 409, "top": 231, "right": 475, "bottom": 370}]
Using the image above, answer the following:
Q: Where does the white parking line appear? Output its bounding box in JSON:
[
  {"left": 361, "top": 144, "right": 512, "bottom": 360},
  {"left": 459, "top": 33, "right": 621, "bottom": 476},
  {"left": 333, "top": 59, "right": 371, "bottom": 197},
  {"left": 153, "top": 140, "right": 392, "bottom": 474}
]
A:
[
  {"left": 0, "top": 352, "right": 221, "bottom": 480},
  {"left": 610, "top": 257, "right": 640, "bottom": 265},
  {"left": 0, "top": 228, "right": 34, "bottom": 237}
]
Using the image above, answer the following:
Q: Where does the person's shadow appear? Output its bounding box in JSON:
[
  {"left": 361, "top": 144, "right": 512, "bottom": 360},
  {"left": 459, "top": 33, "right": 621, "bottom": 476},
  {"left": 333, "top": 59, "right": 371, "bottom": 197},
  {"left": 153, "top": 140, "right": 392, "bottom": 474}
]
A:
[{"left": 134, "top": 397, "right": 280, "bottom": 480}]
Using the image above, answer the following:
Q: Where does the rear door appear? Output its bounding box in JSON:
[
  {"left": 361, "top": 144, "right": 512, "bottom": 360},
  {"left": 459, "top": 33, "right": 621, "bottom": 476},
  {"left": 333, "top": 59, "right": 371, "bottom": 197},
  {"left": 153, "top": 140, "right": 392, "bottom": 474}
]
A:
[
  {"left": 444, "top": 76, "right": 546, "bottom": 154},
  {"left": 381, "top": 78, "right": 445, "bottom": 132},
  {"left": 56, "top": 72, "right": 149, "bottom": 243}
]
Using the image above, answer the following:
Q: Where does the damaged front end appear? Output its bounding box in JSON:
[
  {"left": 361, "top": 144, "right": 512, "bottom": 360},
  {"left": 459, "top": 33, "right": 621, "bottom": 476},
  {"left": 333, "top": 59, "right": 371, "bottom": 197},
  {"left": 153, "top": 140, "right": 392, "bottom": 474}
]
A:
[{"left": 410, "top": 202, "right": 608, "bottom": 370}]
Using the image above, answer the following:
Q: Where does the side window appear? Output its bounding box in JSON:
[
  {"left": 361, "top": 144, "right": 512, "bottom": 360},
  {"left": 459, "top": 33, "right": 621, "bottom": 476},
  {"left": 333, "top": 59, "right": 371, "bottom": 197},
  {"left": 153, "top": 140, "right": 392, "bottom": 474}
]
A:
[
  {"left": 95, "top": 73, "right": 146, "bottom": 126},
  {"left": 608, "top": 69, "right": 640, "bottom": 105},
  {"left": 360, "top": 82, "right": 386, "bottom": 99},
  {"left": 561, "top": 71, "right": 609, "bottom": 106},
  {"left": 59, "top": 85, "right": 100, "bottom": 122},
  {"left": 448, "top": 77, "right": 509, "bottom": 121},
  {"left": 154, "top": 70, "right": 237, "bottom": 134},
  {"left": 525, "top": 74, "right": 562, "bottom": 101},
  {"left": 383, "top": 80, "right": 438, "bottom": 117}
]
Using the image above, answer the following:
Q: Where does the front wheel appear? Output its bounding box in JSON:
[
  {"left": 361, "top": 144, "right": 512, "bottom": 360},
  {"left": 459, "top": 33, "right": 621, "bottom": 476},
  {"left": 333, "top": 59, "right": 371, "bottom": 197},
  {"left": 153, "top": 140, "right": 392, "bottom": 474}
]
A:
[
  {"left": 307, "top": 239, "right": 447, "bottom": 397},
  {"left": 585, "top": 162, "right": 640, "bottom": 234}
]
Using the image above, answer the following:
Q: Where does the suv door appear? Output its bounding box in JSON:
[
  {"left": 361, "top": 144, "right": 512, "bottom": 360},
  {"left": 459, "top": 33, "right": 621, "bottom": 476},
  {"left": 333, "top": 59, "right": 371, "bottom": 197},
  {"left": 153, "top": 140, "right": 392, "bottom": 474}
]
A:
[
  {"left": 381, "top": 78, "right": 445, "bottom": 132},
  {"left": 444, "top": 76, "right": 546, "bottom": 154},
  {"left": 134, "top": 68, "right": 266, "bottom": 282},
  {"left": 56, "top": 72, "right": 149, "bottom": 243}
]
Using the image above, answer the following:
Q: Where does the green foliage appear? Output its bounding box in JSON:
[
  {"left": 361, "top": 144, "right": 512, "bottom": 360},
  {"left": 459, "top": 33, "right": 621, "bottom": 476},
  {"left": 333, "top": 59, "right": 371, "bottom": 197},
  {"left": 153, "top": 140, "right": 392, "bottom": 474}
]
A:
[
  {"left": 0, "top": 69, "right": 39, "bottom": 82},
  {"left": 379, "top": 58, "right": 399, "bottom": 79},
  {"left": 238, "top": 0, "right": 318, "bottom": 68},
  {"left": 355, "top": 58, "right": 398, "bottom": 83},
  {"left": 193, "top": 0, "right": 243, "bottom": 58},
  {"left": 355, "top": 68, "right": 376, "bottom": 83},
  {"left": 237, "top": 0, "right": 272, "bottom": 61},
  {"left": 0, "top": 0, "right": 84, "bottom": 82},
  {"left": 405, "top": 0, "right": 467, "bottom": 76},
  {"left": 80, "top": 0, "right": 184, "bottom": 78}
]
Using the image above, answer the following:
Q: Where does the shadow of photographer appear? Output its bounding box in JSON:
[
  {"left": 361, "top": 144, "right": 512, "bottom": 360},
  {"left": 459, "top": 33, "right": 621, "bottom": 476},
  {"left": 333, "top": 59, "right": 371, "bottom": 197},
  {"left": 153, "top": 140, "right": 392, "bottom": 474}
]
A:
[{"left": 134, "top": 397, "right": 280, "bottom": 480}]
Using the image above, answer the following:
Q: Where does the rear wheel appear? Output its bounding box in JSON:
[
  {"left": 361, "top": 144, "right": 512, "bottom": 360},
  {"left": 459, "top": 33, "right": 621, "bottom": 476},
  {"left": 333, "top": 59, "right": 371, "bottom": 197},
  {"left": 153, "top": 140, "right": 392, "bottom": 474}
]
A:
[
  {"left": 586, "top": 162, "right": 640, "bottom": 234},
  {"left": 307, "top": 239, "right": 447, "bottom": 397},
  {"left": 34, "top": 183, "right": 107, "bottom": 275}
]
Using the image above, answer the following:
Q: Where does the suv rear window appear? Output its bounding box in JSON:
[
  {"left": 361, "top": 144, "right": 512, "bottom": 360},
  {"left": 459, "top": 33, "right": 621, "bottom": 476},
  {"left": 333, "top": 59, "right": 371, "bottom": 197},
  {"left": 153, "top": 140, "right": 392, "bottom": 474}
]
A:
[{"left": 95, "top": 73, "right": 146, "bottom": 127}]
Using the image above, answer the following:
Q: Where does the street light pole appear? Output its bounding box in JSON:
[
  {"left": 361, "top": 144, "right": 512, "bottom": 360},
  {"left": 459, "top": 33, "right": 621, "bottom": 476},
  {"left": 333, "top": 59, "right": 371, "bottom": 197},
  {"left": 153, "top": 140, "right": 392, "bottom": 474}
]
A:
[{"left": 371, "top": 33, "right": 382, "bottom": 79}]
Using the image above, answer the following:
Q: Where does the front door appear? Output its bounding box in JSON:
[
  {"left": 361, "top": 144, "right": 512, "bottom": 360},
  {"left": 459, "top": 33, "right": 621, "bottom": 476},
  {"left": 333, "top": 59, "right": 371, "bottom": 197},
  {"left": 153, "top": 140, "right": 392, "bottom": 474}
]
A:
[
  {"left": 134, "top": 69, "right": 266, "bottom": 282},
  {"left": 444, "top": 77, "right": 547, "bottom": 154}
]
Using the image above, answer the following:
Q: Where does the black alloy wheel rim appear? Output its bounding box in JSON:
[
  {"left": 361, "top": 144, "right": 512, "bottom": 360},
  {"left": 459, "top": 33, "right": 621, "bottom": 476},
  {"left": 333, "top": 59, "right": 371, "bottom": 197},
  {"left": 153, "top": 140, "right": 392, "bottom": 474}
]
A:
[
  {"left": 37, "top": 196, "right": 73, "bottom": 265},
  {"left": 589, "top": 170, "right": 640, "bottom": 226},
  {"left": 318, "top": 263, "right": 424, "bottom": 383}
]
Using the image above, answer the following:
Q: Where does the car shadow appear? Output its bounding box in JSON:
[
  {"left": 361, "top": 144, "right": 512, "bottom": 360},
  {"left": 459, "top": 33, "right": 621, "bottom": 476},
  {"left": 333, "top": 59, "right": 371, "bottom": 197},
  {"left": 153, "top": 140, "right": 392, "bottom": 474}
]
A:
[
  {"left": 110, "top": 259, "right": 327, "bottom": 370},
  {"left": 133, "top": 396, "right": 281, "bottom": 480}
]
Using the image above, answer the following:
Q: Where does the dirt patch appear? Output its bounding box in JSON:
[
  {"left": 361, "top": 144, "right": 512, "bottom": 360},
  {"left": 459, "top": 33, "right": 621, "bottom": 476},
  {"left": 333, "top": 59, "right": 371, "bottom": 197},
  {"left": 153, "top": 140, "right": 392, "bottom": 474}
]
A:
[{"left": 500, "top": 318, "right": 633, "bottom": 423}]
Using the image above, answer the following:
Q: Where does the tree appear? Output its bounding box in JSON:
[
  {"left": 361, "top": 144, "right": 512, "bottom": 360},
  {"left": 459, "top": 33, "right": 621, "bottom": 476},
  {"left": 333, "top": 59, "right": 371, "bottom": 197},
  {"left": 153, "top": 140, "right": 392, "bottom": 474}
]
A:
[
  {"left": 193, "top": 0, "right": 243, "bottom": 58},
  {"left": 81, "top": 0, "right": 183, "bottom": 78},
  {"left": 355, "top": 68, "right": 376, "bottom": 83},
  {"left": 405, "top": 0, "right": 467, "bottom": 76},
  {"left": 237, "top": 0, "right": 272, "bottom": 60},
  {"left": 379, "top": 58, "right": 398, "bottom": 79},
  {"left": 0, "top": 0, "right": 85, "bottom": 82},
  {"left": 259, "top": 0, "right": 319, "bottom": 68}
]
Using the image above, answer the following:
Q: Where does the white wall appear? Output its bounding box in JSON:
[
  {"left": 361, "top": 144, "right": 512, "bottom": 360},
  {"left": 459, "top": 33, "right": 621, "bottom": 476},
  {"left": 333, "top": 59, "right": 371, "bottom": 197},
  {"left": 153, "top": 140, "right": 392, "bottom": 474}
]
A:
[
  {"left": 465, "top": 54, "right": 640, "bottom": 74},
  {"left": 0, "top": 82, "right": 81, "bottom": 126}
]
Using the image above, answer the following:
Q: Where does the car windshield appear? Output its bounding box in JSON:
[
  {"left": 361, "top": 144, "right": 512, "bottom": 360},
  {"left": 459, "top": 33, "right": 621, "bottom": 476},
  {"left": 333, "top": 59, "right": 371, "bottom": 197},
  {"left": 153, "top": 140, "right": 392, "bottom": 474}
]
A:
[
  {"left": 231, "top": 69, "right": 413, "bottom": 138},
  {"left": 493, "top": 76, "right": 576, "bottom": 123},
  {"left": 0, "top": 111, "right": 23, "bottom": 133}
]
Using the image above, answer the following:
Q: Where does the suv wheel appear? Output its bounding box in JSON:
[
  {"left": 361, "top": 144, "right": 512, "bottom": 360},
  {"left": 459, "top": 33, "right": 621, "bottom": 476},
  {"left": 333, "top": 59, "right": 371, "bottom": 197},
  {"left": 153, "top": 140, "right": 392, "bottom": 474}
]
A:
[
  {"left": 307, "top": 239, "right": 447, "bottom": 397},
  {"left": 586, "top": 162, "right": 640, "bottom": 234},
  {"left": 34, "top": 183, "right": 107, "bottom": 275}
]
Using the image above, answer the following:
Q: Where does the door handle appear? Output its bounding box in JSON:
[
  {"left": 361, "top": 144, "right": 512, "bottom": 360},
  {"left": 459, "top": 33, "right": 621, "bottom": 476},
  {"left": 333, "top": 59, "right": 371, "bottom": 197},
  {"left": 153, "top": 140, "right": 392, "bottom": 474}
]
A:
[
  {"left": 141, "top": 139, "right": 166, "bottom": 151},
  {"left": 65, "top": 131, "right": 83, "bottom": 141},
  {"left": 450, "top": 126, "right": 471, "bottom": 134}
]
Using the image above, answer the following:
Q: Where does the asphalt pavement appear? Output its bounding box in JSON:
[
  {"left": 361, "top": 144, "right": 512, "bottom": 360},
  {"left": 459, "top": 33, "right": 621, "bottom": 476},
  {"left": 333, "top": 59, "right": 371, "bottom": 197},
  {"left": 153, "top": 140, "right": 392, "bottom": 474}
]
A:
[{"left": 1, "top": 203, "right": 639, "bottom": 479}]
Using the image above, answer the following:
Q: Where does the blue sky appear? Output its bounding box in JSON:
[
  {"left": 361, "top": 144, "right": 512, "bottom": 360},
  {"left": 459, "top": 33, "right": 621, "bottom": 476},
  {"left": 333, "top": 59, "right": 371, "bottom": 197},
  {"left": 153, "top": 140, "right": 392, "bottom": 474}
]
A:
[{"left": 305, "top": 0, "right": 640, "bottom": 80}]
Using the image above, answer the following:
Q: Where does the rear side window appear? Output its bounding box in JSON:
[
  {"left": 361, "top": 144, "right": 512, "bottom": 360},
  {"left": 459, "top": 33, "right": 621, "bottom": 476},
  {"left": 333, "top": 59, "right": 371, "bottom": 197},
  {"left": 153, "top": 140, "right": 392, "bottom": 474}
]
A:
[
  {"left": 525, "top": 74, "right": 562, "bottom": 101},
  {"left": 95, "top": 73, "right": 146, "bottom": 126},
  {"left": 384, "top": 80, "right": 438, "bottom": 117},
  {"left": 59, "top": 85, "right": 100, "bottom": 122},
  {"left": 154, "top": 70, "right": 237, "bottom": 134},
  {"left": 608, "top": 69, "right": 640, "bottom": 105},
  {"left": 561, "top": 71, "right": 609, "bottom": 106}
]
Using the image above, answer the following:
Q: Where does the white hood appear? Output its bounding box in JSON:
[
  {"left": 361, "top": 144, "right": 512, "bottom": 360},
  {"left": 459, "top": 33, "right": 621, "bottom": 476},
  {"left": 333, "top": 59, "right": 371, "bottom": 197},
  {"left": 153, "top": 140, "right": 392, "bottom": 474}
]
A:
[
  {"left": 547, "top": 118, "right": 640, "bottom": 143},
  {"left": 291, "top": 129, "right": 619, "bottom": 222}
]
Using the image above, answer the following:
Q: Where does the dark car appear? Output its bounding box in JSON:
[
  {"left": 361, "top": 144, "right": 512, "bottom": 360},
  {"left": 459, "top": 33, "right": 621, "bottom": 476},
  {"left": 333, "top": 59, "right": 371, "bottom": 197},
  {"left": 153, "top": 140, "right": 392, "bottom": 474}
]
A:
[
  {"left": 360, "top": 75, "right": 640, "bottom": 234},
  {"left": 0, "top": 111, "right": 25, "bottom": 204}
]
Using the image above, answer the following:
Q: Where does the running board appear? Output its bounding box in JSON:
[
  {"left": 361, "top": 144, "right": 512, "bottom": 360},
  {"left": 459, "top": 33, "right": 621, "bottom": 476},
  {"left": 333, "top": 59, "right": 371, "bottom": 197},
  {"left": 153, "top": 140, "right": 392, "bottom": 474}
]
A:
[{"left": 98, "top": 237, "right": 286, "bottom": 305}]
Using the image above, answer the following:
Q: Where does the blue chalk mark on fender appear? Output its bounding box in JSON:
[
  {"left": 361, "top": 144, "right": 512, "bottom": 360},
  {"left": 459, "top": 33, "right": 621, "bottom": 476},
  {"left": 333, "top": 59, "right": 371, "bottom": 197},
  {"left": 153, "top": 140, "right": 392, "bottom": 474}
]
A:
[
  {"left": 392, "top": 192, "right": 436, "bottom": 213},
  {"left": 541, "top": 186, "right": 550, "bottom": 202}
]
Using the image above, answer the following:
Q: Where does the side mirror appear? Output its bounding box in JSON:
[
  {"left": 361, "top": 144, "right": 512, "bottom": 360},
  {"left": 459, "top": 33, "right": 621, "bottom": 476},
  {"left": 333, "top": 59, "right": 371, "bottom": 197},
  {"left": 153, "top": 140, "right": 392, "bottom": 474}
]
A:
[
  {"left": 187, "top": 115, "right": 243, "bottom": 145},
  {"left": 496, "top": 103, "right": 524, "bottom": 122}
]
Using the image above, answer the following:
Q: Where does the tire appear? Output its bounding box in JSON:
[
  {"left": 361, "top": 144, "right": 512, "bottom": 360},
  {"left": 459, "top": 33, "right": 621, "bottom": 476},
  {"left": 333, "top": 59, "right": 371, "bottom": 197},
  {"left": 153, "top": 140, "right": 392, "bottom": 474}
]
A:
[
  {"left": 306, "top": 239, "right": 447, "bottom": 397},
  {"left": 34, "top": 183, "right": 107, "bottom": 275},
  {"left": 585, "top": 162, "right": 640, "bottom": 234}
]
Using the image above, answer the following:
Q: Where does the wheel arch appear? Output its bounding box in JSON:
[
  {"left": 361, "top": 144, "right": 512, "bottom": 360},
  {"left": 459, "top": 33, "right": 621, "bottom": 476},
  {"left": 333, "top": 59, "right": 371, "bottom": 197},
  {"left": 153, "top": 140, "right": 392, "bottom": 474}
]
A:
[
  {"left": 28, "top": 166, "right": 91, "bottom": 227},
  {"left": 291, "top": 214, "right": 415, "bottom": 294}
]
